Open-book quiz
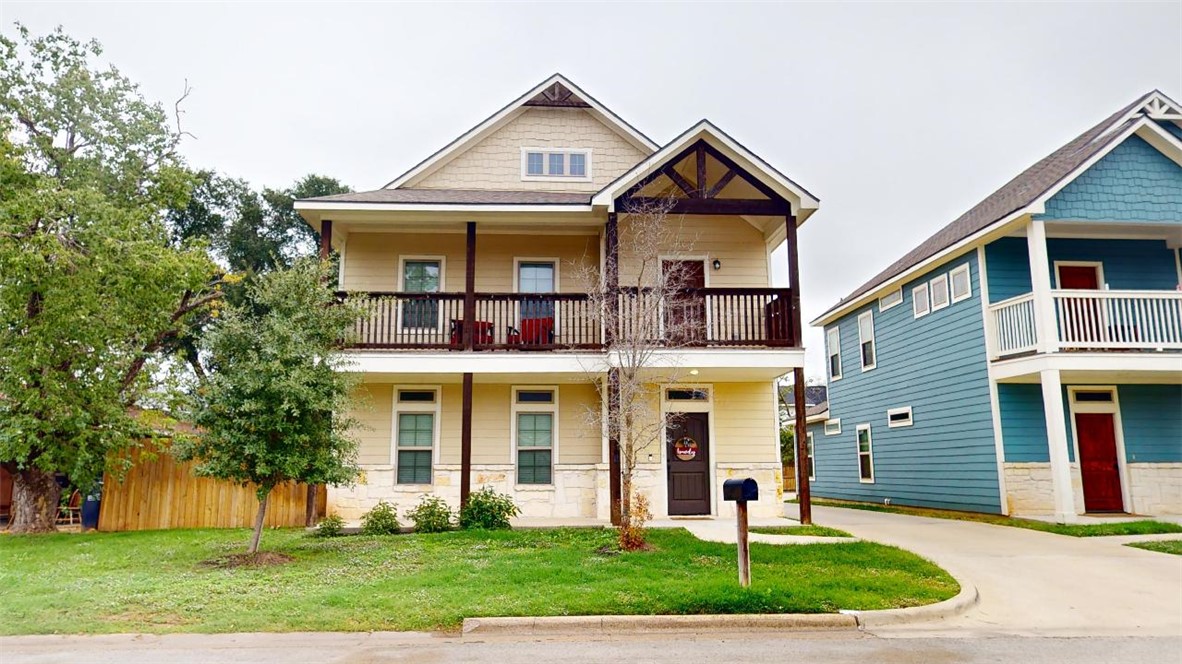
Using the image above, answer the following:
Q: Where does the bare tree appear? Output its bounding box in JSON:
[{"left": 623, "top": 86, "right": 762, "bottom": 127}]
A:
[{"left": 572, "top": 197, "right": 703, "bottom": 549}]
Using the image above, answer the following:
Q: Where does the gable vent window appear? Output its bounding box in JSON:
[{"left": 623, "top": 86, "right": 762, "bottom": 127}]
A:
[
  {"left": 824, "top": 419, "right": 841, "bottom": 436},
  {"left": 879, "top": 289, "right": 903, "bottom": 311},
  {"left": 912, "top": 284, "right": 930, "bottom": 319},
  {"left": 950, "top": 264, "right": 972, "bottom": 303},
  {"left": 522, "top": 149, "right": 591, "bottom": 181},
  {"left": 930, "top": 274, "right": 950, "bottom": 311},
  {"left": 887, "top": 406, "right": 913, "bottom": 428}
]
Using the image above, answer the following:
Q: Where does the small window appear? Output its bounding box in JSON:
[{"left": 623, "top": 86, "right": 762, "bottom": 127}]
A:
[
  {"left": 516, "top": 390, "right": 554, "bottom": 404},
  {"left": 887, "top": 406, "right": 913, "bottom": 428},
  {"left": 521, "top": 149, "right": 590, "bottom": 180},
  {"left": 806, "top": 432, "right": 815, "bottom": 481},
  {"left": 569, "top": 152, "right": 586, "bottom": 177},
  {"left": 526, "top": 152, "right": 544, "bottom": 176},
  {"left": 516, "top": 412, "right": 553, "bottom": 485},
  {"left": 398, "top": 390, "right": 436, "bottom": 403},
  {"left": 824, "top": 419, "right": 841, "bottom": 436},
  {"left": 950, "top": 264, "right": 972, "bottom": 303},
  {"left": 1073, "top": 390, "right": 1114, "bottom": 403},
  {"left": 396, "top": 413, "right": 434, "bottom": 484},
  {"left": 930, "top": 274, "right": 950, "bottom": 311},
  {"left": 857, "top": 424, "right": 874, "bottom": 483},
  {"left": 548, "top": 152, "right": 565, "bottom": 176},
  {"left": 879, "top": 289, "right": 903, "bottom": 311},
  {"left": 858, "top": 311, "right": 876, "bottom": 371},
  {"left": 666, "top": 388, "right": 709, "bottom": 401},
  {"left": 827, "top": 327, "right": 842, "bottom": 381},
  {"left": 912, "top": 284, "right": 930, "bottom": 318}
]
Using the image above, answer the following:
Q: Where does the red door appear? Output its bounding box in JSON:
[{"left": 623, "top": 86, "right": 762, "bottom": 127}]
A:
[
  {"left": 1058, "top": 265, "right": 1103, "bottom": 344},
  {"left": 661, "top": 260, "right": 706, "bottom": 345},
  {"left": 1075, "top": 412, "right": 1124, "bottom": 512},
  {"left": 1058, "top": 265, "right": 1100, "bottom": 290}
]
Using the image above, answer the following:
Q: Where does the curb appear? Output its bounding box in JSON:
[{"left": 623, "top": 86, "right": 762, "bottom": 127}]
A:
[
  {"left": 841, "top": 571, "right": 979, "bottom": 629},
  {"left": 461, "top": 613, "right": 857, "bottom": 638}
]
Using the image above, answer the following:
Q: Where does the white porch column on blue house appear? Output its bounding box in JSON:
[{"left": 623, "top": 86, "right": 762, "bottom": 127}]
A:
[
  {"left": 1027, "top": 219, "right": 1060, "bottom": 354},
  {"left": 1040, "top": 368, "right": 1077, "bottom": 521}
]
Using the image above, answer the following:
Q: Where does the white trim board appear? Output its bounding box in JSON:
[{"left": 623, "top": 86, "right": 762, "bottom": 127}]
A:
[{"left": 1065, "top": 385, "right": 1132, "bottom": 513}]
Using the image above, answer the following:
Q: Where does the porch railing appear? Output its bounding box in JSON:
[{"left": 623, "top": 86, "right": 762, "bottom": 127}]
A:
[
  {"left": 1053, "top": 289, "right": 1182, "bottom": 350},
  {"left": 988, "top": 289, "right": 1182, "bottom": 358},
  {"left": 341, "top": 288, "right": 796, "bottom": 350}
]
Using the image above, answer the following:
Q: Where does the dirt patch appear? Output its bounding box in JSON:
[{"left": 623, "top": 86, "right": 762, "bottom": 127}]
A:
[
  {"left": 199, "top": 551, "right": 295, "bottom": 569},
  {"left": 595, "top": 544, "right": 621, "bottom": 556}
]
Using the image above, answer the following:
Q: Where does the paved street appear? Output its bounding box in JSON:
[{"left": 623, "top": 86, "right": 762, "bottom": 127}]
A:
[{"left": 2, "top": 631, "right": 1180, "bottom": 664}]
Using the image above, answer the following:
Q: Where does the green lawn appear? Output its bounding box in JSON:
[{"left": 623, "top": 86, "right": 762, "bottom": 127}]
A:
[
  {"left": 0, "top": 527, "right": 957, "bottom": 635},
  {"left": 792, "top": 499, "right": 1182, "bottom": 537},
  {"left": 749, "top": 525, "right": 853, "bottom": 538},
  {"left": 1126, "top": 540, "right": 1182, "bottom": 556}
]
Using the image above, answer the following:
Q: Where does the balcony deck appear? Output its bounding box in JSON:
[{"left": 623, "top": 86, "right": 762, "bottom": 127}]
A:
[{"left": 342, "top": 288, "right": 798, "bottom": 351}]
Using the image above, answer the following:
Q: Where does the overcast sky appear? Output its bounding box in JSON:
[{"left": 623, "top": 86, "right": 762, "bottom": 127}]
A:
[{"left": 5, "top": 1, "right": 1180, "bottom": 378}]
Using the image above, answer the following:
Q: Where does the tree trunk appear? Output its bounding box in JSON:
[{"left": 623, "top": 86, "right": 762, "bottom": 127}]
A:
[
  {"left": 248, "top": 489, "right": 271, "bottom": 554},
  {"left": 9, "top": 467, "right": 62, "bottom": 534}
]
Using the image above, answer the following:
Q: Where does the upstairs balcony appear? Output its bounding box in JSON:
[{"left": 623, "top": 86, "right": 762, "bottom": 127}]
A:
[
  {"left": 989, "top": 289, "right": 1182, "bottom": 358},
  {"left": 342, "top": 287, "right": 798, "bottom": 351}
]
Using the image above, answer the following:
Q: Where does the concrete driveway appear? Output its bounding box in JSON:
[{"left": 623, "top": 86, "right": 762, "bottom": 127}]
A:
[{"left": 785, "top": 503, "right": 1182, "bottom": 637}]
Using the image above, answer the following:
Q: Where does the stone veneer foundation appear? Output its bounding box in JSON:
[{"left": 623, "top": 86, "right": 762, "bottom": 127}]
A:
[{"left": 1004, "top": 461, "right": 1182, "bottom": 516}]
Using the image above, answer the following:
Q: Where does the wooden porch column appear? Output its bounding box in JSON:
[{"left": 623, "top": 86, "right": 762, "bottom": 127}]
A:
[
  {"left": 607, "top": 368, "right": 622, "bottom": 525},
  {"left": 785, "top": 213, "right": 812, "bottom": 525},
  {"left": 460, "top": 372, "right": 473, "bottom": 508},
  {"left": 605, "top": 212, "right": 619, "bottom": 344},
  {"left": 463, "top": 222, "right": 477, "bottom": 350},
  {"left": 319, "top": 219, "right": 333, "bottom": 260},
  {"left": 605, "top": 212, "right": 622, "bottom": 524}
]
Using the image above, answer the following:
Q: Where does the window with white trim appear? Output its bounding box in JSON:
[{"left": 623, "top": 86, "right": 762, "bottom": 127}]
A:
[
  {"left": 858, "top": 311, "right": 876, "bottom": 371},
  {"left": 887, "top": 406, "right": 913, "bottom": 428},
  {"left": 514, "top": 388, "right": 556, "bottom": 485},
  {"left": 857, "top": 424, "right": 874, "bottom": 483},
  {"left": 879, "top": 289, "right": 903, "bottom": 311},
  {"left": 824, "top": 419, "right": 841, "bottom": 436},
  {"left": 395, "top": 389, "right": 438, "bottom": 485},
  {"left": 950, "top": 264, "right": 972, "bottom": 303},
  {"left": 806, "top": 431, "right": 815, "bottom": 481},
  {"left": 521, "top": 149, "right": 591, "bottom": 180},
  {"left": 930, "top": 274, "right": 950, "bottom": 311},
  {"left": 401, "top": 259, "right": 442, "bottom": 330},
  {"left": 912, "top": 284, "right": 930, "bottom": 318},
  {"left": 826, "top": 327, "right": 842, "bottom": 381}
]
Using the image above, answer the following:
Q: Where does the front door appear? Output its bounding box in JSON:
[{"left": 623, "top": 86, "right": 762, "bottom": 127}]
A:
[
  {"left": 666, "top": 412, "right": 710, "bottom": 515},
  {"left": 662, "top": 260, "right": 707, "bottom": 345},
  {"left": 1075, "top": 412, "right": 1124, "bottom": 512},
  {"left": 1058, "top": 265, "right": 1100, "bottom": 290}
]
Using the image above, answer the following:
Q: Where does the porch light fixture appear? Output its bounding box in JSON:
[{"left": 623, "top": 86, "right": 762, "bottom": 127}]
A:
[
  {"left": 689, "top": 369, "right": 700, "bottom": 376},
  {"left": 712, "top": 259, "right": 722, "bottom": 271}
]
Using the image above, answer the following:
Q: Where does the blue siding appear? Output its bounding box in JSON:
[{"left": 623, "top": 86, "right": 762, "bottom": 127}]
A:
[
  {"left": 1158, "top": 119, "right": 1182, "bottom": 142},
  {"left": 813, "top": 252, "right": 1002, "bottom": 513},
  {"left": 998, "top": 384, "right": 1049, "bottom": 462},
  {"left": 1037, "top": 135, "right": 1182, "bottom": 223},
  {"left": 984, "top": 237, "right": 1178, "bottom": 303},
  {"left": 1118, "top": 385, "right": 1182, "bottom": 462}
]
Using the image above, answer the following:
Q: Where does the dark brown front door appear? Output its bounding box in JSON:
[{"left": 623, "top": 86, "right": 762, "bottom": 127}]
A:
[
  {"left": 666, "top": 412, "right": 710, "bottom": 515},
  {"left": 662, "top": 260, "right": 706, "bottom": 345},
  {"left": 1075, "top": 412, "right": 1124, "bottom": 512}
]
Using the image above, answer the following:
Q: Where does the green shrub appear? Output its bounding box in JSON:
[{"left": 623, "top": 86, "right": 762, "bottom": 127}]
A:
[
  {"left": 314, "top": 513, "right": 346, "bottom": 538},
  {"left": 459, "top": 486, "right": 520, "bottom": 530},
  {"left": 405, "top": 495, "right": 454, "bottom": 533},
  {"left": 360, "top": 501, "right": 401, "bottom": 535}
]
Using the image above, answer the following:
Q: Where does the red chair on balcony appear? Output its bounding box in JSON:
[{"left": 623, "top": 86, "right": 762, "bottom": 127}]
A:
[
  {"left": 449, "top": 320, "right": 495, "bottom": 347},
  {"left": 507, "top": 317, "right": 555, "bottom": 348}
]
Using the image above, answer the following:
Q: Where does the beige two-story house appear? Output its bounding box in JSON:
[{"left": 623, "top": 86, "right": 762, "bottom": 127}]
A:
[{"left": 296, "top": 75, "right": 820, "bottom": 522}]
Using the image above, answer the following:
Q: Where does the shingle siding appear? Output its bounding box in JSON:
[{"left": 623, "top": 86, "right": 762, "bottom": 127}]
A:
[
  {"left": 984, "top": 237, "right": 1179, "bottom": 303},
  {"left": 812, "top": 251, "right": 1002, "bottom": 513},
  {"left": 1037, "top": 135, "right": 1182, "bottom": 224}
]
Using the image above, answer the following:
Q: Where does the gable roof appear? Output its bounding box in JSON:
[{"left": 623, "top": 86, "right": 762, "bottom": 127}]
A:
[
  {"left": 384, "top": 74, "right": 659, "bottom": 189},
  {"left": 592, "top": 119, "right": 821, "bottom": 222},
  {"left": 813, "top": 89, "right": 1182, "bottom": 325}
]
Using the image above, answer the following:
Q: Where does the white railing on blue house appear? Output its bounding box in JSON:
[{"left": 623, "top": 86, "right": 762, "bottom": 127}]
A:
[{"left": 989, "top": 293, "right": 1039, "bottom": 356}]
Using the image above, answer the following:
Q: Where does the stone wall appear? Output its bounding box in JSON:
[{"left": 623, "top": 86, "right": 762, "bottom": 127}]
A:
[
  {"left": 1128, "top": 463, "right": 1182, "bottom": 515},
  {"left": 1005, "top": 461, "right": 1181, "bottom": 516}
]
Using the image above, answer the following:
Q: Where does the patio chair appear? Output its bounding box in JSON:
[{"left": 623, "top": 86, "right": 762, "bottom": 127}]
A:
[{"left": 57, "top": 489, "right": 81, "bottom": 526}]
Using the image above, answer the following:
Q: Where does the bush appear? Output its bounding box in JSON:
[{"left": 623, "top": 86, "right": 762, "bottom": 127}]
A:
[
  {"left": 618, "top": 491, "right": 652, "bottom": 551},
  {"left": 405, "top": 495, "right": 454, "bottom": 533},
  {"left": 458, "top": 486, "right": 520, "bottom": 530},
  {"left": 360, "top": 501, "right": 401, "bottom": 535},
  {"left": 314, "top": 513, "right": 346, "bottom": 538}
]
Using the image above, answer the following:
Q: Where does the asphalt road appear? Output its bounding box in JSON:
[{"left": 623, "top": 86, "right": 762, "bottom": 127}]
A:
[{"left": 3, "top": 631, "right": 1180, "bottom": 664}]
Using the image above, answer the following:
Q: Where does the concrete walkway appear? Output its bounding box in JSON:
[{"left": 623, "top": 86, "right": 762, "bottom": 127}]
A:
[{"left": 785, "top": 503, "right": 1182, "bottom": 637}]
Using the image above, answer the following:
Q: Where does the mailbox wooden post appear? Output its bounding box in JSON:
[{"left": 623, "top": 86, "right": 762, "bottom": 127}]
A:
[{"left": 723, "top": 478, "right": 758, "bottom": 588}]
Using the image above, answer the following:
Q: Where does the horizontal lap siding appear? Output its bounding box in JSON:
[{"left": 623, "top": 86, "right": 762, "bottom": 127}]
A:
[
  {"left": 985, "top": 237, "right": 1033, "bottom": 303},
  {"left": 1037, "top": 135, "right": 1182, "bottom": 224},
  {"left": 813, "top": 251, "right": 1002, "bottom": 513},
  {"left": 985, "top": 237, "right": 1178, "bottom": 303},
  {"left": 352, "top": 384, "right": 394, "bottom": 465},
  {"left": 1118, "top": 385, "right": 1182, "bottom": 463},
  {"left": 998, "top": 384, "right": 1050, "bottom": 462},
  {"left": 472, "top": 234, "right": 599, "bottom": 292},
  {"left": 343, "top": 233, "right": 466, "bottom": 292},
  {"left": 713, "top": 382, "right": 777, "bottom": 463},
  {"left": 559, "top": 383, "right": 603, "bottom": 464},
  {"left": 617, "top": 215, "right": 770, "bottom": 288}
]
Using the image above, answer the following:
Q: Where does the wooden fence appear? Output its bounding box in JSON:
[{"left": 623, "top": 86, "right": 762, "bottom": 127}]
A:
[{"left": 98, "top": 444, "right": 325, "bottom": 532}]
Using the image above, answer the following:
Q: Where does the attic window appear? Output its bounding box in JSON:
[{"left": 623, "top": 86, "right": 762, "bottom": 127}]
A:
[{"left": 522, "top": 149, "right": 591, "bottom": 181}]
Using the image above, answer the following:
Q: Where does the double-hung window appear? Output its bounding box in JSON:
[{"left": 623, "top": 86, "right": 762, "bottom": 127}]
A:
[
  {"left": 401, "top": 259, "right": 442, "bottom": 329},
  {"left": 858, "top": 311, "right": 876, "bottom": 371},
  {"left": 518, "top": 261, "right": 556, "bottom": 320},
  {"left": 395, "top": 389, "right": 438, "bottom": 484},
  {"left": 826, "top": 327, "right": 842, "bottom": 381},
  {"left": 806, "top": 432, "right": 815, "bottom": 481},
  {"left": 514, "top": 388, "right": 556, "bottom": 485},
  {"left": 856, "top": 424, "right": 874, "bottom": 483}
]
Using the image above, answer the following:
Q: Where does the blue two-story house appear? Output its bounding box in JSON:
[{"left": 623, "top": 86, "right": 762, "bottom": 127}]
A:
[{"left": 808, "top": 91, "right": 1182, "bottom": 522}]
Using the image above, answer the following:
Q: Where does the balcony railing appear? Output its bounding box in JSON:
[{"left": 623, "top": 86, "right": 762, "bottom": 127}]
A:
[
  {"left": 341, "top": 288, "right": 797, "bottom": 351},
  {"left": 988, "top": 289, "right": 1182, "bottom": 358}
]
